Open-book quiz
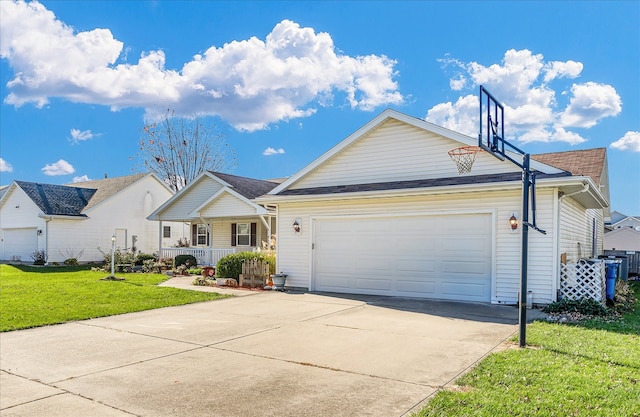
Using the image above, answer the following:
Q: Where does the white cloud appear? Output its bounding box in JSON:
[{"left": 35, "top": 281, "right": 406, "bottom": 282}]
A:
[
  {"left": 41, "top": 159, "right": 75, "bottom": 176},
  {"left": 610, "top": 131, "right": 640, "bottom": 152},
  {"left": 543, "top": 60, "right": 583, "bottom": 82},
  {"left": 0, "top": 2, "right": 403, "bottom": 131},
  {"left": 72, "top": 175, "right": 91, "bottom": 182},
  {"left": 69, "top": 128, "right": 94, "bottom": 143},
  {"left": 0, "top": 157, "right": 13, "bottom": 172},
  {"left": 263, "top": 147, "right": 286, "bottom": 156},
  {"left": 559, "top": 82, "right": 622, "bottom": 128},
  {"left": 426, "top": 49, "right": 621, "bottom": 144}
]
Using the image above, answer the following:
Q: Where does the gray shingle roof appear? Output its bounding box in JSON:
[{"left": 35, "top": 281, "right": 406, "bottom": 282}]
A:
[
  {"left": 210, "top": 171, "right": 280, "bottom": 199},
  {"left": 277, "top": 171, "right": 571, "bottom": 196},
  {"left": 15, "top": 181, "right": 96, "bottom": 217}
]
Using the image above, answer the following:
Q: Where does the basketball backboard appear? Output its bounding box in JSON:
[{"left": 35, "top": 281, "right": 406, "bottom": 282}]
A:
[{"left": 478, "top": 85, "right": 506, "bottom": 161}]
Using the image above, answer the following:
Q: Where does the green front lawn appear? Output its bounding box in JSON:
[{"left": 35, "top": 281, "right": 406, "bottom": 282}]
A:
[
  {"left": 0, "top": 264, "right": 228, "bottom": 332},
  {"left": 414, "top": 282, "right": 640, "bottom": 417}
]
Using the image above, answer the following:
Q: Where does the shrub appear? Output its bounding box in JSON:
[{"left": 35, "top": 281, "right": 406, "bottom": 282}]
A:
[
  {"left": 188, "top": 268, "right": 202, "bottom": 275},
  {"left": 216, "top": 252, "right": 276, "bottom": 279},
  {"left": 175, "top": 254, "right": 197, "bottom": 268},
  {"left": 102, "top": 249, "right": 135, "bottom": 268},
  {"left": 135, "top": 253, "right": 157, "bottom": 266},
  {"left": 543, "top": 298, "right": 609, "bottom": 316},
  {"left": 31, "top": 250, "right": 47, "bottom": 265},
  {"left": 64, "top": 258, "right": 79, "bottom": 266}
]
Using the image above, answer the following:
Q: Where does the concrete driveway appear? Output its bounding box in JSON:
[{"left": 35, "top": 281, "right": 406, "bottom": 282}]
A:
[{"left": 1, "top": 284, "right": 538, "bottom": 416}]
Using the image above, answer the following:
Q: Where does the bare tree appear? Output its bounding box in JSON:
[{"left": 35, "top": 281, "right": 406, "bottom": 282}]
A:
[{"left": 135, "top": 110, "right": 237, "bottom": 191}]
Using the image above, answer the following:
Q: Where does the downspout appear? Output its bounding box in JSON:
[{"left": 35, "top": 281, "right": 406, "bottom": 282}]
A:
[
  {"left": 43, "top": 216, "right": 52, "bottom": 265},
  {"left": 158, "top": 221, "right": 163, "bottom": 261},
  {"left": 555, "top": 181, "right": 590, "bottom": 300}
]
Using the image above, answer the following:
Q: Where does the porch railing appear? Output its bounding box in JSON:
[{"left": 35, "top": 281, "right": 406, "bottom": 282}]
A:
[{"left": 160, "top": 247, "right": 236, "bottom": 266}]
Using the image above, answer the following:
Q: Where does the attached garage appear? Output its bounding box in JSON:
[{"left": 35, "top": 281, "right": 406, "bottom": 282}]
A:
[
  {"left": 312, "top": 213, "right": 493, "bottom": 302},
  {"left": 2, "top": 227, "right": 38, "bottom": 262},
  {"left": 259, "top": 109, "right": 610, "bottom": 305}
]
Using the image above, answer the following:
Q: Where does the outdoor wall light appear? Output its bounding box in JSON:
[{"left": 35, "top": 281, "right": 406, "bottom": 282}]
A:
[
  {"left": 293, "top": 219, "right": 301, "bottom": 233},
  {"left": 509, "top": 214, "right": 518, "bottom": 230},
  {"left": 37, "top": 229, "right": 42, "bottom": 235}
]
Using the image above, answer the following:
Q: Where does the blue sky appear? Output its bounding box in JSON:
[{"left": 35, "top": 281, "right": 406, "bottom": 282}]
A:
[{"left": 1, "top": 0, "right": 638, "bottom": 214}]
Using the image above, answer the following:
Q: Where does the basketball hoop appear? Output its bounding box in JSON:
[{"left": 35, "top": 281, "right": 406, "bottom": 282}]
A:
[{"left": 448, "top": 146, "right": 482, "bottom": 174}]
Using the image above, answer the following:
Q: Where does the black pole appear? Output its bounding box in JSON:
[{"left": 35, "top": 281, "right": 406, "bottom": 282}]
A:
[{"left": 519, "top": 154, "right": 530, "bottom": 347}]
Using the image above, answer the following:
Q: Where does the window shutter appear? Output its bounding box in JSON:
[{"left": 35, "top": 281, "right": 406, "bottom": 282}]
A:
[
  {"left": 231, "top": 223, "right": 237, "bottom": 247},
  {"left": 250, "top": 222, "right": 257, "bottom": 247},
  {"left": 192, "top": 224, "right": 197, "bottom": 245},
  {"left": 206, "top": 229, "right": 210, "bottom": 246}
]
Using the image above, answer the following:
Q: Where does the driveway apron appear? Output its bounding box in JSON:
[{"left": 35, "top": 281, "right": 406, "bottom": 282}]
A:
[{"left": 0, "top": 288, "right": 532, "bottom": 416}]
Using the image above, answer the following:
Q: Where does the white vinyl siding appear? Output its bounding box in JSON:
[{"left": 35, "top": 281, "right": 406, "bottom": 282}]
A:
[
  {"left": 209, "top": 219, "right": 268, "bottom": 250},
  {"left": 290, "top": 119, "right": 521, "bottom": 190},
  {"left": 559, "top": 197, "right": 596, "bottom": 263},
  {"left": 276, "top": 188, "right": 557, "bottom": 305},
  {"left": 159, "top": 177, "right": 223, "bottom": 220},
  {"left": 199, "top": 193, "right": 257, "bottom": 218}
]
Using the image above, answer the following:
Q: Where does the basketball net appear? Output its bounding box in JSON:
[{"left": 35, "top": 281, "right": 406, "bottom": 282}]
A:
[{"left": 448, "top": 146, "right": 482, "bottom": 175}]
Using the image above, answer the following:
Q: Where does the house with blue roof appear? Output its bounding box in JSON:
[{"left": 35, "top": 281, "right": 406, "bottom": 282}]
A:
[{"left": 0, "top": 173, "right": 186, "bottom": 264}]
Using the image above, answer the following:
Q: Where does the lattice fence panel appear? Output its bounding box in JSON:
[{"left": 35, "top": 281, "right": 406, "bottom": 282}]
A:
[{"left": 560, "top": 259, "right": 605, "bottom": 304}]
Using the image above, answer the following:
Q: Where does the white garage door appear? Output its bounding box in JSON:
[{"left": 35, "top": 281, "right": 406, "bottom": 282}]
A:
[
  {"left": 2, "top": 228, "right": 38, "bottom": 262},
  {"left": 313, "top": 213, "right": 493, "bottom": 302}
]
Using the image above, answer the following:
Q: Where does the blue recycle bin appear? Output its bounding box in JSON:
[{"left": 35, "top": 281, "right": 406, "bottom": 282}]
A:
[{"left": 604, "top": 260, "right": 621, "bottom": 301}]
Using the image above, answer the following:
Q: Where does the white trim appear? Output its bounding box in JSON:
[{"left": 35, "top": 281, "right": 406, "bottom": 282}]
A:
[
  {"left": 552, "top": 187, "right": 560, "bottom": 302},
  {"left": 259, "top": 175, "right": 607, "bottom": 210}
]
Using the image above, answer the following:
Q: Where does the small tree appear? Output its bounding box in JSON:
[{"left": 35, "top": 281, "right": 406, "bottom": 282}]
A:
[{"left": 136, "top": 110, "right": 237, "bottom": 191}]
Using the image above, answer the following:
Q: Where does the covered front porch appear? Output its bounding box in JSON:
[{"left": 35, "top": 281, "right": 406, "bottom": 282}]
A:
[{"left": 146, "top": 171, "right": 280, "bottom": 267}]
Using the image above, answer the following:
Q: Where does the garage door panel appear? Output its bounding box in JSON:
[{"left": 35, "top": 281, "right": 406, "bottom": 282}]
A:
[
  {"left": 397, "top": 259, "right": 436, "bottom": 272},
  {"left": 440, "top": 259, "right": 488, "bottom": 274},
  {"left": 441, "top": 282, "right": 487, "bottom": 297},
  {"left": 355, "top": 278, "right": 392, "bottom": 291},
  {"left": 313, "top": 214, "right": 492, "bottom": 302},
  {"left": 396, "top": 279, "right": 437, "bottom": 294}
]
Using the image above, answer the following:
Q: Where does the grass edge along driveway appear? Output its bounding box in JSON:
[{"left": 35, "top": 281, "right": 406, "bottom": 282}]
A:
[
  {"left": 0, "top": 264, "right": 229, "bottom": 332},
  {"left": 413, "top": 282, "right": 640, "bottom": 417}
]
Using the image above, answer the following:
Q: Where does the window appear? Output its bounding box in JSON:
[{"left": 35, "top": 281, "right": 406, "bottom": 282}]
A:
[
  {"left": 237, "top": 223, "right": 250, "bottom": 246},
  {"left": 163, "top": 226, "right": 171, "bottom": 238},
  {"left": 196, "top": 224, "right": 208, "bottom": 245},
  {"left": 231, "top": 222, "right": 257, "bottom": 247},
  {"left": 191, "top": 224, "right": 209, "bottom": 246}
]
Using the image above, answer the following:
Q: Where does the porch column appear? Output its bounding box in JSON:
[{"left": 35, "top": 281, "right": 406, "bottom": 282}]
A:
[{"left": 158, "top": 220, "right": 163, "bottom": 259}]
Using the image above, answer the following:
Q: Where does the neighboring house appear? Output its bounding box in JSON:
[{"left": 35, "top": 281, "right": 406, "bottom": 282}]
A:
[
  {"left": 147, "top": 171, "right": 280, "bottom": 266},
  {"left": 603, "top": 213, "right": 640, "bottom": 277},
  {"left": 257, "top": 109, "right": 609, "bottom": 305},
  {"left": 607, "top": 211, "right": 640, "bottom": 231},
  {"left": 0, "top": 173, "right": 186, "bottom": 264}
]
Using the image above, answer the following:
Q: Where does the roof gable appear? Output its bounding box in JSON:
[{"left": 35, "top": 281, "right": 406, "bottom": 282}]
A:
[
  {"left": 148, "top": 171, "right": 278, "bottom": 221},
  {"left": 66, "top": 173, "right": 152, "bottom": 210},
  {"left": 15, "top": 181, "right": 96, "bottom": 217},
  {"left": 270, "top": 109, "right": 564, "bottom": 195}
]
